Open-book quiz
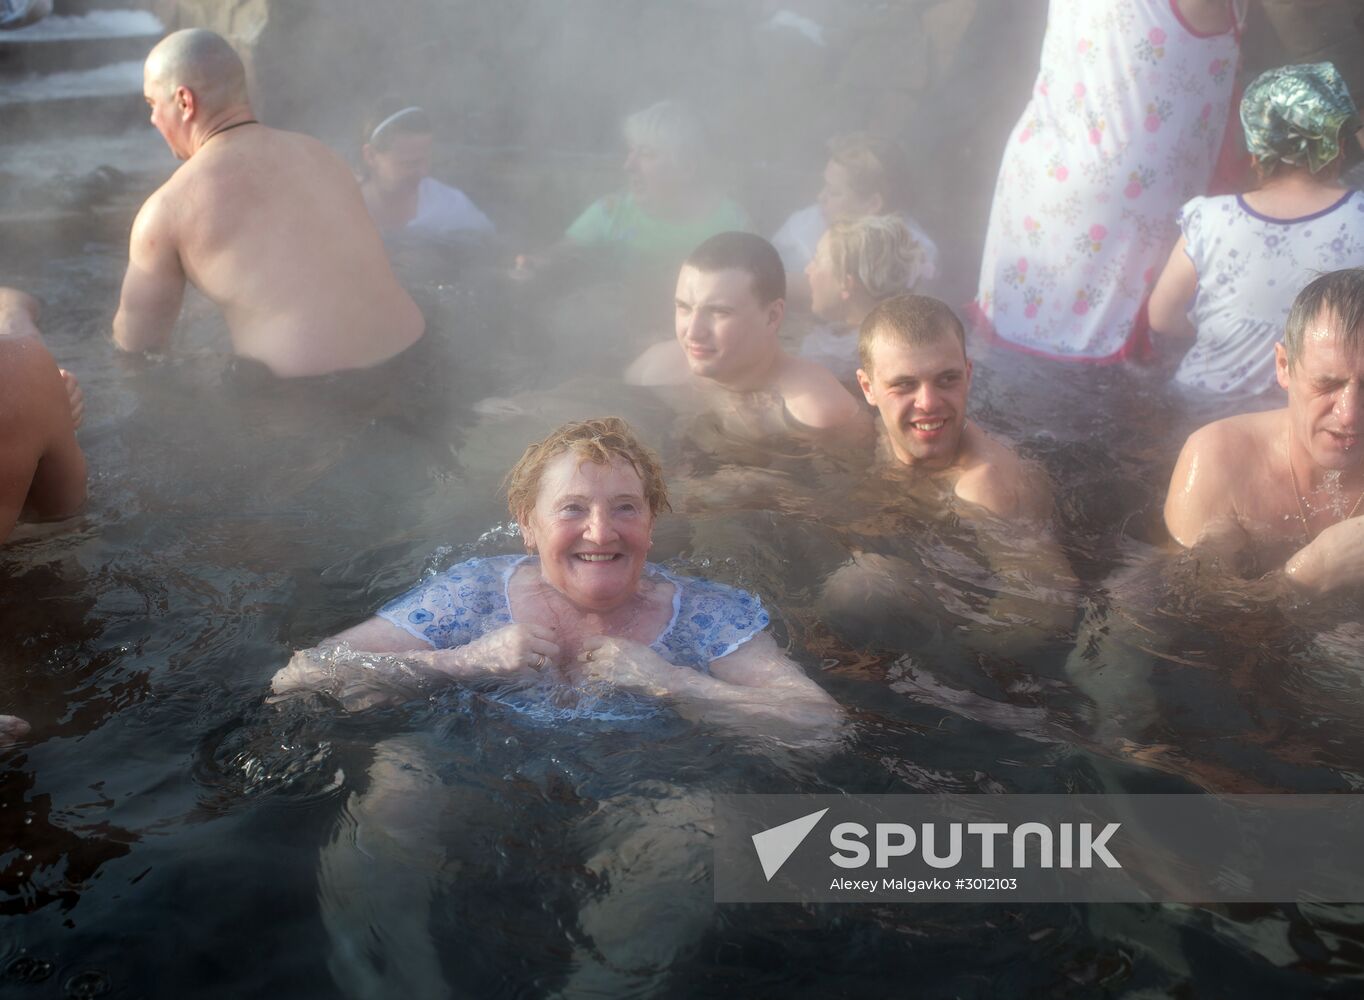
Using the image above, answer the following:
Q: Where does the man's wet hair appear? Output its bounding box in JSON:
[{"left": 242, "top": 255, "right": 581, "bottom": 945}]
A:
[
  {"left": 1284, "top": 268, "right": 1364, "bottom": 370},
  {"left": 859, "top": 294, "right": 967, "bottom": 374},
  {"left": 146, "top": 29, "right": 248, "bottom": 111},
  {"left": 684, "top": 232, "right": 786, "bottom": 305}
]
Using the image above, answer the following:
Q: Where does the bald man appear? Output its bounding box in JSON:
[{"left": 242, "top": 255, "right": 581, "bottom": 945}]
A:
[{"left": 114, "top": 29, "right": 424, "bottom": 378}]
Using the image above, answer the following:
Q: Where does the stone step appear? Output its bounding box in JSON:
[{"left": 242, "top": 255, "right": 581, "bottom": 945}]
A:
[
  {"left": 54, "top": 0, "right": 158, "bottom": 14},
  {"left": 0, "top": 11, "right": 162, "bottom": 75},
  {"left": 0, "top": 58, "right": 146, "bottom": 139}
]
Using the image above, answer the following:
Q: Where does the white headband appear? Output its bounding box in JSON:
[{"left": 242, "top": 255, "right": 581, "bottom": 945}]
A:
[{"left": 369, "top": 106, "right": 425, "bottom": 145}]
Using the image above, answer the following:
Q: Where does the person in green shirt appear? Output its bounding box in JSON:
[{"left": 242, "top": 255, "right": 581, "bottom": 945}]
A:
[
  {"left": 518, "top": 100, "right": 750, "bottom": 279},
  {"left": 567, "top": 99, "right": 749, "bottom": 259}
]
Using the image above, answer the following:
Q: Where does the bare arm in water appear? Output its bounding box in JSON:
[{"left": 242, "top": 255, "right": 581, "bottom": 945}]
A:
[
  {"left": 113, "top": 191, "right": 186, "bottom": 354},
  {"left": 271, "top": 615, "right": 559, "bottom": 710},
  {"left": 0, "top": 289, "right": 87, "bottom": 543},
  {"left": 578, "top": 630, "right": 844, "bottom": 733},
  {"left": 273, "top": 614, "right": 842, "bottom": 733}
]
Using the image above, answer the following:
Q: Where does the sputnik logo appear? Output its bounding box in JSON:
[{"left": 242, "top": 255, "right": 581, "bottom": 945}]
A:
[{"left": 751, "top": 808, "right": 829, "bottom": 881}]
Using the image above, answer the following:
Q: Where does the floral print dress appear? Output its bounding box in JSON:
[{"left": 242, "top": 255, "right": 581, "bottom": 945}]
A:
[{"left": 973, "top": 0, "right": 1241, "bottom": 361}]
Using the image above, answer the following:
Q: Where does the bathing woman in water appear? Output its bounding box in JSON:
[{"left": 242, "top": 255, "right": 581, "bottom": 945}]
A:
[{"left": 273, "top": 416, "right": 840, "bottom": 729}]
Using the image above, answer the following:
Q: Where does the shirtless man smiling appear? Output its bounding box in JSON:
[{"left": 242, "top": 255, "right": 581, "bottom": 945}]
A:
[
  {"left": 113, "top": 29, "right": 423, "bottom": 377},
  {"left": 823, "top": 296, "right": 1073, "bottom": 658},
  {"left": 858, "top": 294, "right": 1050, "bottom": 521},
  {"left": 1166, "top": 268, "right": 1364, "bottom": 595}
]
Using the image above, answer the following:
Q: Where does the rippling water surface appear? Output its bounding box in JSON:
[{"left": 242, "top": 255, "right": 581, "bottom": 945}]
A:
[{"left": 2, "top": 236, "right": 1362, "bottom": 997}]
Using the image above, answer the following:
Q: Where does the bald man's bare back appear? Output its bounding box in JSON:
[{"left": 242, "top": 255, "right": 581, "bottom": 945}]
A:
[{"left": 115, "top": 123, "right": 424, "bottom": 377}]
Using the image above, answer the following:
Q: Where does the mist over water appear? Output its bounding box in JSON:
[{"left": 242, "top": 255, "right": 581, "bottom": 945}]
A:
[{"left": 4, "top": 1, "right": 1364, "bottom": 997}]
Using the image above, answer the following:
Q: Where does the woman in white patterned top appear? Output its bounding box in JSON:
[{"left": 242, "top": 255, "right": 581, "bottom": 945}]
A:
[{"left": 1149, "top": 61, "right": 1364, "bottom": 395}]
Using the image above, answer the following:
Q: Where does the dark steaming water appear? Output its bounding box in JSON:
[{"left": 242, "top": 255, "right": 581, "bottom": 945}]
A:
[{"left": 3, "top": 234, "right": 1363, "bottom": 997}]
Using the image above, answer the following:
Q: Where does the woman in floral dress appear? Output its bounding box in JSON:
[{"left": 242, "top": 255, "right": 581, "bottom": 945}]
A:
[{"left": 972, "top": 0, "right": 1243, "bottom": 362}]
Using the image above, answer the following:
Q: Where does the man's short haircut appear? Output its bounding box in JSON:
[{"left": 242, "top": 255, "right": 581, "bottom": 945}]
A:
[
  {"left": 147, "top": 29, "right": 248, "bottom": 112},
  {"left": 859, "top": 294, "right": 967, "bottom": 374},
  {"left": 683, "top": 231, "right": 786, "bottom": 305},
  {"left": 623, "top": 99, "right": 706, "bottom": 174},
  {"left": 1283, "top": 267, "right": 1364, "bottom": 369},
  {"left": 828, "top": 133, "right": 913, "bottom": 214}
]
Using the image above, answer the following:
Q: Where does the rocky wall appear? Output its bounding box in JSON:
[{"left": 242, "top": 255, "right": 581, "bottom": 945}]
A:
[
  {"left": 162, "top": 0, "right": 1364, "bottom": 291},
  {"left": 164, "top": 1, "right": 1005, "bottom": 232}
]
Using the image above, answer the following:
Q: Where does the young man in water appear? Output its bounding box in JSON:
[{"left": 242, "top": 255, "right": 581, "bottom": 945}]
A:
[
  {"left": 1, "top": 288, "right": 87, "bottom": 745},
  {"left": 113, "top": 29, "right": 424, "bottom": 378},
  {"left": 857, "top": 294, "right": 1051, "bottom": 520},
  {"left": 626, "top": 231, "right": 871, "bottom": 452},
  {"left": 1165, "top": 268, "right": 1364, "bottom": 595},
  {"left": 822, "top": 295, "right": 1072, "bottom": 662}
]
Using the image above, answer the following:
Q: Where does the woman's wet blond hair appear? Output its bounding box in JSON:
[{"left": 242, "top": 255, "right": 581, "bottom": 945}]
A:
[
  {"left": 504, "top": 417, "right": 671, "bottom": 524},
  {"left": 822, "top": 215, "right": 926, "bottom": 300}
]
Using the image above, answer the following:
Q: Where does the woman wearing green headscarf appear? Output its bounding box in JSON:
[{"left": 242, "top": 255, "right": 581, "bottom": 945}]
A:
[{"left": 1149, "top": 61, "right": 1364, "bottom": 396}]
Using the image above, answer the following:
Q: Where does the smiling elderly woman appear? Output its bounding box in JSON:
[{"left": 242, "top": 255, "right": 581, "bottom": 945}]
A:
[{"left": 272, "top": 417, "right": 840, "bottom": 729}]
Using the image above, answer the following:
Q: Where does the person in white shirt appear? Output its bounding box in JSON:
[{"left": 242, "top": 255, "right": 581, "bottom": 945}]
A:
[
  {"left": 358, "top": 103, "right": 494, "bottom": 240},
  {"left": 771, "top": 133, "right": 939, "bottom": 309}
]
